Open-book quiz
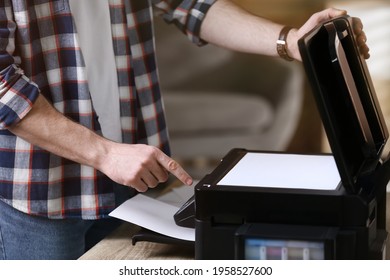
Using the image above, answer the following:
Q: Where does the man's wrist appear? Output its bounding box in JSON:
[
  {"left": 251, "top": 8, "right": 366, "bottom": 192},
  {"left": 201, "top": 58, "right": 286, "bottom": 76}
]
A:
[{"left": 287, "top": 28, "right": 300, "bottom": 61}]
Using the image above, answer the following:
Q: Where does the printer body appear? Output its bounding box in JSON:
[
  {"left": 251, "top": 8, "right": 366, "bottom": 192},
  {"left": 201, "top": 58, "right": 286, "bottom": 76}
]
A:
[
  {"left": 194, "top": 149, "right": 389, "bottom": 260},
  {"left": 192, "top": 16, "right": 390, "bottom": 260}
]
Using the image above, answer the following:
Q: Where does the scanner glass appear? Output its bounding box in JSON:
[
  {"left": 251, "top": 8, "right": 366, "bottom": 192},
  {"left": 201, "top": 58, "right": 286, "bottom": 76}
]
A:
[{"left": 217, "top": 152, "right": 340, "bottom": 190}]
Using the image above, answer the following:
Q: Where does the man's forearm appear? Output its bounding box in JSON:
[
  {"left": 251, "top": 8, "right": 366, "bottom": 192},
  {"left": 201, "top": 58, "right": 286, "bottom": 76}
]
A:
[
  {"left": 199, "top": 1, "right": 359, "bottom": 61},
  {"left": 9, "top": 94, "right": 110, "bottom": 170},
  {"left": 199, "top": 0, "right": 284, "bottom": 57}
]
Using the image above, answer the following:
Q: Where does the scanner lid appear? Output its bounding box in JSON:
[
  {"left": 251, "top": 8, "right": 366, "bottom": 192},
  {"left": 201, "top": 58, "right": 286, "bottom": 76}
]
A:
[{"left": 298, "top": 15, "right": 388, "bottom": 194}]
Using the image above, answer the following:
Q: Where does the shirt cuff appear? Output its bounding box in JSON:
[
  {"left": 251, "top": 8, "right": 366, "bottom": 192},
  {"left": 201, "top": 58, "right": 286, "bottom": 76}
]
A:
[
  {"left": 186, "top": 0, "right": 216, "bottom": 46},
  {"left": 0, "top": 65, "right": 39, "bottom": 129}
]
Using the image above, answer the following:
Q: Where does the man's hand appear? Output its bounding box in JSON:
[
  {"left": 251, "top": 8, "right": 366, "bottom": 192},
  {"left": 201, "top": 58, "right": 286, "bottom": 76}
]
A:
[
  {"left": 287, "top": 8, "right": 370, "bottom": 61},
  {"left": 351, "top": 17, "right": 370, "bottom": 59},
  {"left": 100, "top": 143, "right": 193, "bottom": 192}
]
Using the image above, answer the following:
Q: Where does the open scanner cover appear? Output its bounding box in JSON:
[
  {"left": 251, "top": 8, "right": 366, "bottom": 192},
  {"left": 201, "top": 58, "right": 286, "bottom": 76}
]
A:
[{"left": 298, "top": 15, "right": 388, "bottom": 194}]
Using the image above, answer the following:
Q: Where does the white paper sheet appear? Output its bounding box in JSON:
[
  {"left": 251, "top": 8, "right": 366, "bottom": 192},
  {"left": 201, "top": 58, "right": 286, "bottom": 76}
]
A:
[
  {"left": 217, "top": 152, "right": 341, "bottom": 190},
  {"left": 109, "top": 193, "right": 195, "bottom": 241}
]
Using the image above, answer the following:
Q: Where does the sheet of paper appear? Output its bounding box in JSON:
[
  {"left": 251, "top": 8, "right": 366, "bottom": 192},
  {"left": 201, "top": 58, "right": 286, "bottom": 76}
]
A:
[
  {"left": 109, "top": 193, "right": 195, "bottom": 241},
  {"left": 217, "top": 152, "right": 341, "bottom": 190}
]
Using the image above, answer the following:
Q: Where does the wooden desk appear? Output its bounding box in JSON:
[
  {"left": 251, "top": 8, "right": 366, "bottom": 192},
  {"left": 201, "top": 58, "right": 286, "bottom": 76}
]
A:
[
  {"left": 79, "top": 223, "right": 194, "bottom": 260},
  {"left": 80, "top": 193, "right": 390, "bottom": 260}
]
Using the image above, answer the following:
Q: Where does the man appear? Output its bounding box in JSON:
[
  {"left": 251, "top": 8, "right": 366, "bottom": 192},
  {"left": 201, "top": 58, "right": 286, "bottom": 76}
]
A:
[{"left": 0, "top": 0, "right": 369, "bottom": 259}]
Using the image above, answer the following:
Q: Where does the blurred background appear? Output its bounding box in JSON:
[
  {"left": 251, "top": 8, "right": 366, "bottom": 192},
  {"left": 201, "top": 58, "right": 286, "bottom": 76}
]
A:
[{"left": 153, "top": 0, "right": 390, "bottom": 178}]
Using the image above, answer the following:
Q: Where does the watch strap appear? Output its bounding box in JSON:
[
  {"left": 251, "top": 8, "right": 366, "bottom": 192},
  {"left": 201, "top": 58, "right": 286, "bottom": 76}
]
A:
[{"left": 277, "top": 26, "right": 294, "bottom": 61}]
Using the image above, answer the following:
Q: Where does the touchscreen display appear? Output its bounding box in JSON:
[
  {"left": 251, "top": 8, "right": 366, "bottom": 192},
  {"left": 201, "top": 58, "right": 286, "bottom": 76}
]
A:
[{"left": 244, "top": 238, "right": 325, "bottom": 260}]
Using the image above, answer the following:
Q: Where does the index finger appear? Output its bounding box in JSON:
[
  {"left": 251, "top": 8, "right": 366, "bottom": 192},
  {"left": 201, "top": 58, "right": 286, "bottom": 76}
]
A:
[{"left": 157, "top": 152, "right": 193, "bottom": 186}]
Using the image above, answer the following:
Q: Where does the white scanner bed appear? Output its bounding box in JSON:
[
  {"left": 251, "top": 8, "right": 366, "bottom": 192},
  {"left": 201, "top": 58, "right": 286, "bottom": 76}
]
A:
[{"left": 217, "top": 152, "right": 340, "bottom": 191}]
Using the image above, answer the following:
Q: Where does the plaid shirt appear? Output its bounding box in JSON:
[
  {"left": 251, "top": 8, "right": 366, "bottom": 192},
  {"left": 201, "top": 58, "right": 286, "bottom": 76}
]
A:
[{"left": 0, "top": 0, "right": 215, "bottom": 219}]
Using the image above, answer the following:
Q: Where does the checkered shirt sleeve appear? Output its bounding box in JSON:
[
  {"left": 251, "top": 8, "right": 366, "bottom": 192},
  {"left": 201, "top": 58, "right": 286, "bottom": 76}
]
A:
[
  {"left": 0, "top": 4, "right": 39, "bottom": 129},
  {"left": 153, "top": 0, "right": 216, "bottom": 45}
]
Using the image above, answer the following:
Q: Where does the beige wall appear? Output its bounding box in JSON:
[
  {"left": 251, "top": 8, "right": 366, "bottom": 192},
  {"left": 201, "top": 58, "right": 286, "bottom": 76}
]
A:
[{"left": 232, "top": 0, "right": 324, "bottom": 26}]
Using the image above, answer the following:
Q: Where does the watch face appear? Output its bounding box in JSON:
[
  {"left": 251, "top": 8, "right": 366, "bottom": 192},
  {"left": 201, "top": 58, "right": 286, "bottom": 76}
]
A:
[
  {"left": 277, "top": 42, "right": 293, "bottom": 61},
  {"left": 277, "top": 26, "right": 294, "bottom": 61},
  {"left": 244, "top": 238, "right": 325, "bottom": 260},
  {"left": 277, "top": 43, "right": 285, "bottom": 55}
]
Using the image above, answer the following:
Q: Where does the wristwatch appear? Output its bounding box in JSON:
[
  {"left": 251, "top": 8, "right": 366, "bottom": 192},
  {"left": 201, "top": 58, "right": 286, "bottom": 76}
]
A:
[{"left": 276, "top": 26, "right": 294, "bottom": 61}]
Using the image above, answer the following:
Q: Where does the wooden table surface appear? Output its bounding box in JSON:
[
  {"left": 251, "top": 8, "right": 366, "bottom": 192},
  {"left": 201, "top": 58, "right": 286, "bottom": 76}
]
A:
[
  {"left": 79, "top": 193, "right": 390, "bottom": 260},
  {"left": 79, "top": 223, "right": 194, "bottom": 260}
]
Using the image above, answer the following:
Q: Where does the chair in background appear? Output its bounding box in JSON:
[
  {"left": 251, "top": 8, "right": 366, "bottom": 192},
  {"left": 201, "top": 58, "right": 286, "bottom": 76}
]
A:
[{"left": 154, "top": 18, "right": 305, "bottom": 177}]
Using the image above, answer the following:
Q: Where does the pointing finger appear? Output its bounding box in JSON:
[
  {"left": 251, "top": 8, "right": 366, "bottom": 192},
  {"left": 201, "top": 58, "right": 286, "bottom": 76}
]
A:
[{"left": 157, "top": 152, "right": 193, "bottom": 186}]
